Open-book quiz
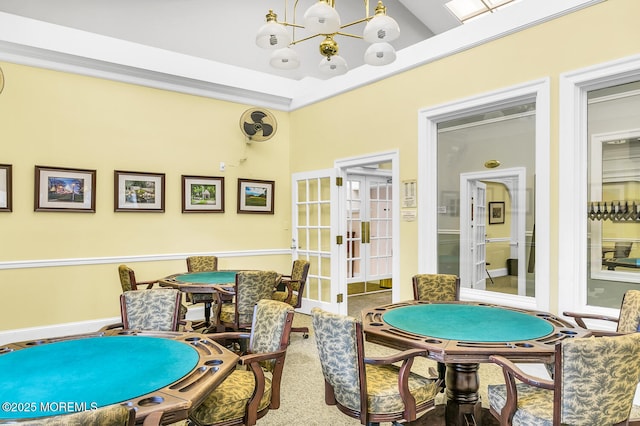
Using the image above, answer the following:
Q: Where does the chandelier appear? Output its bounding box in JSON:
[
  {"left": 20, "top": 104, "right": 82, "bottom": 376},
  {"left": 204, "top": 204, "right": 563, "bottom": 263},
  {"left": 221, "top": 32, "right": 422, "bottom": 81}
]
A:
[{"left": 255, "top": 0, "right": 400, "bottom": 77}]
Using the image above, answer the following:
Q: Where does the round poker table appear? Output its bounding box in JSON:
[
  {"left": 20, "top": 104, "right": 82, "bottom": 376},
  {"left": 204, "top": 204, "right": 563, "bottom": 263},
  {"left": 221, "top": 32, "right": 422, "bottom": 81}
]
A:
[
  {"left": 160, "top": 271, "right": 239, "bottom": 294},
  {"left": 0, "top": 330, "right": 238, "bottom": 424},
  {"left": 159, "top": 271, "right": 241, "bottom": 330},
  {"left": 362, "top": 301, "right": 591, "bottom": 426}
]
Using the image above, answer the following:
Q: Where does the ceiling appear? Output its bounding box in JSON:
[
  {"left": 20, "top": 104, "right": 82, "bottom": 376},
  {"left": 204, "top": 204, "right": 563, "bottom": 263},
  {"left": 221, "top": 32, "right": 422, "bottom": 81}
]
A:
[
  {"left": 0, "top": 0, "right": 459, "bottom": 81},
  {"left": 0, "top": 0, "right": 602, "bottom": 110}
]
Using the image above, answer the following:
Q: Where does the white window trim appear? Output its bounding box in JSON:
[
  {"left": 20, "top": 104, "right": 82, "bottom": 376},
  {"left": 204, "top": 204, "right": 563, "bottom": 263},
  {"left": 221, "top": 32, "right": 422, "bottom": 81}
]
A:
[
  {"left": 558, "top": 54, "right": 640, "bottom": 322},
  {"left": 418, "top": 78, "right": 551, "bottom": 311}
]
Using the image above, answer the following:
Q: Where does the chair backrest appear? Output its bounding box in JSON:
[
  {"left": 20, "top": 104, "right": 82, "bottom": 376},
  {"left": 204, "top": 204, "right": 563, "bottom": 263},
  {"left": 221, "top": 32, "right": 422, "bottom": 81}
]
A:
[
  {"left": 120, "top": 289, "right": 182, "bottom": 331},
  {"left": 235, "top": 270, "right": 279, "bottom": 325},
  {"left": 412, "top": 274, "right": 460, "bottom": 301},
  {"left": 556, "top": 333, "right": 640, "bottom": 425},
  {"left": 186, "top": 256, "right": 218, "bottom": 272},
  {"left": 311, "top": 308, "right": 363, "bottom": 414},
  {"left": 118, "top": 264, "right": 137, "bottom": 292},
  {"left": 616, "top": 289, "right": 640, "bottom": 333},
  {"left": 249, "top": 299, "right": 294, "bottom": 371},
  {"left": 289, "top": 260, "right": 310, "bottom": 292}
]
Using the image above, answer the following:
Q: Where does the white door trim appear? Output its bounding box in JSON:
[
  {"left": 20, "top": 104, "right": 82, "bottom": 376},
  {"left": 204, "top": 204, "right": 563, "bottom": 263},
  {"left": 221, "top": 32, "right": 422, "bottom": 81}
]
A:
[
  {"left": 335, "top": 150, "right": 400, "bottom": 305},
  {"left": 418, "top": 78, "right": 550, "bottom": 311},
  {"left": 558, "top": 54, "right": 640, "bottom": 320}
]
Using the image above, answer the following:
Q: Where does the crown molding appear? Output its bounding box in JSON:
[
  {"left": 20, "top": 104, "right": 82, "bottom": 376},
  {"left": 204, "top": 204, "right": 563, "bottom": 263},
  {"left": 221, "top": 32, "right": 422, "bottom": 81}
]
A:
[{"left": 0, "top": 0, "right": 603, "bottom": 111}]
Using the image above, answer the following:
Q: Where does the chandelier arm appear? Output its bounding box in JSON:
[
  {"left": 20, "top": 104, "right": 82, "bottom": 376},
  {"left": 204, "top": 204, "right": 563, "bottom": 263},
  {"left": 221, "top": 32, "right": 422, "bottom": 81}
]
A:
[
  {"left": 336, "top": 32, "right": 364, "bottom": 39},
  {"left": 339, "top": 16, "right": 373, "bottom": 29},
  {"left": 289, "top": 33, "right": 323, "bottom": 46},
  {"left": 278, "top": 21, "right": 305, "bottom": 29}
]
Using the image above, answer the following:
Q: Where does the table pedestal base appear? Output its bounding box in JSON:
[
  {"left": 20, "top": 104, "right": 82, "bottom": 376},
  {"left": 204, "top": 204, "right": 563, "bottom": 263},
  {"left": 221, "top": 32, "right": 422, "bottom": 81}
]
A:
[
  {"left": 406, "top": 405, "right": 499, "bottom": 426},
  {"left": 445, "top": 362, "right": 483, "bottom": 425}
]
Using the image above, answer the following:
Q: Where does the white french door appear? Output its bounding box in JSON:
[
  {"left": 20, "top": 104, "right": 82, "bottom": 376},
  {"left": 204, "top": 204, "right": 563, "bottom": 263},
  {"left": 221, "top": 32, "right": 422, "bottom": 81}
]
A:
[
  {"left": 460, "top": 179, "right": 487, "bottom": 290},
  {"left": 346, "top": 174, "right": 393, "bottom": 292},
  {"left": 291, "top": 169, "right": 343, "bottom": 314}
]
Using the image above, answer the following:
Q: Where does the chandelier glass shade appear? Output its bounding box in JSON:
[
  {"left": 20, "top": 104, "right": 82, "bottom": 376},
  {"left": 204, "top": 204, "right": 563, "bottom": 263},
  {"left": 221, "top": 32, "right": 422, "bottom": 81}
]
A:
[{"left": 256, "top": 0, "right": 400, "bottom": 77}]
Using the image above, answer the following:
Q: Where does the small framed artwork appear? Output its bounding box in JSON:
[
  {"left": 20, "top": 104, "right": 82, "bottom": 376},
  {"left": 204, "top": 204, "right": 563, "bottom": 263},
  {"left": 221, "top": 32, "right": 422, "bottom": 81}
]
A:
[
  {"left": 0, "top": 164, "right": 12, "bottom": 212},
  {"left": 237, "top": 178, "right": 274, "bottom": 214},
  {"left": 35, "top": 165, "right": 96, "bottom": 212},
  {"left": 488, "top": 201, "right": 505, "bottom": 224},
  {"left": 115, "top": 170, "right": 165, "bottom": 212},
  {"left": 182, "top": 175, "right": 225, "bottom": 213}
]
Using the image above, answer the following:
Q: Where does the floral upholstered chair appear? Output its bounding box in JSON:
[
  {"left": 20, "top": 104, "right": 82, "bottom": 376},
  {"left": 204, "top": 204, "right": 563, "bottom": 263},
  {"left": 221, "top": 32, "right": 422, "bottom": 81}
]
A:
[
  {"left": 105, "top": 289, "right": 191, "bottom": 332},
  {"left": 272, "top": 259, "right": 310, "bottom": 338},
  {"left": 117, "top": 264, "right": 187, "bottom": 319},
  {"left": 185, "top": 255, "right": 219, "bottom": 327},
  {"left": 186, "top": 256, "right": 219, "bottom": 273},
  {"left": 118, "top": 264, "right": 156, "bottom": 292},
  {"left": 216, "top": 270, "right": 279, "bottom": 331},
  {"left": 488, "top": 333, "right": 640, "bottom": 426},
  {"left": 311, "top": 308, "right": 441, "bottom": 425},
  {"left": 411, "top": 273, "right": 460, "bottom": 302},
  {"left": 564, "top": 289, "right": 640, "bottom": 335},
  {"left": 411, "top": 273, "right": 460, "bottom": 384},
  {"left": 189, "top": 299, "right": 294, "bottom": 426}
]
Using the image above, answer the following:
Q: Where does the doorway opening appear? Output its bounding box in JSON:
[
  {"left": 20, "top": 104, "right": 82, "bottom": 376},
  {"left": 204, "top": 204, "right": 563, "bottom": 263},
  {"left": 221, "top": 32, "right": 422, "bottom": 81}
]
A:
[
  {"left": 460, "top": 168, "right": 528, "bottom": 296},
  {"left": 336, "top": 152, "right": 399, "bottom": 317}
]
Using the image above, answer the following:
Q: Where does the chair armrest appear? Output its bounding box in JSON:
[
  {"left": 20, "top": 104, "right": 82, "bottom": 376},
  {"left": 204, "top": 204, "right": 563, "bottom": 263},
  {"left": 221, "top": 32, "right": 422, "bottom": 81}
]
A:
[
  {"left": 489, "top": 355, "right": 554, "bottom": 389},
  {"left": 489, "top": 355, "right": 554, "bottom": 424},
  {"left": 213, "top": 285, "right": 235, "bottom": 296},
  {"left": 364, "top": 348, "right": 428, "bottom": 365},
  {"left": 208, "top": 331, "right": 251, "bottom": 341},
  {"left": 366, "top": 347, "right": 439, "bottom": 421},
  {"left": 99, "top": 322, "right": 125, "bottom": 331},
  {"left": 563, "top": 311, "right": 619, "bottom": 330},
  {"left": 239, "top": 348, "right": 287, "bottom": 365},
  {"left": 137, "top": 280, "right": 157, "bottom": 290}
]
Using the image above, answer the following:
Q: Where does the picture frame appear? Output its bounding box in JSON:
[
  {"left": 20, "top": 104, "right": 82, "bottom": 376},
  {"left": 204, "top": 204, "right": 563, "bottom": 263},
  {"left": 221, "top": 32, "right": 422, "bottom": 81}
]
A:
[
  {"left": 114, "top": 170, "right": 165, "bottom": 212},
  {"left": 0, "top": 164, "right": 12, "bottom": 212},
  {"left": 237, "top": 178, "right": 274, "bottom": 214},
  {"left": 182, "top": 175, "right": 225, "bottom": 213},
  {"left": 35, "top": 165, "right": 96, "bottom": 212},
  {"left": 488, "top": 201, "right": 505, "bottom": 224}
]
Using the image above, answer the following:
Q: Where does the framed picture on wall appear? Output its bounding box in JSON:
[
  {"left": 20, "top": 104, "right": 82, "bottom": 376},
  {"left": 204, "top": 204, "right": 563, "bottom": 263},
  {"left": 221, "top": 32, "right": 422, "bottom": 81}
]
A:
[
  {"left": 0, "top": 164, "right": 12, "bottom": 212},
  {"left": 114, "top": 170, "right": 165, "bottom": 212},
  {"left": 237, "top": 178, "right": 274, "bottom": 214},
  {"left": 35, "top": 165, "right": 96, "bottom": 212},
  {"left": 488, "top": 201, "right": 505, "bottom": 224},
  {"left": 182, "top": 175, "right": 225, "bottom": 213}
]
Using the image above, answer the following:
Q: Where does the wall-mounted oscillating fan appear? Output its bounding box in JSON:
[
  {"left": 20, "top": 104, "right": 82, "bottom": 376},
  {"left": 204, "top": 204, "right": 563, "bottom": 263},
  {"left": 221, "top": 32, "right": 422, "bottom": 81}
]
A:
[{"left": 239, "top": 108, "right": 277, "bottom": 142}]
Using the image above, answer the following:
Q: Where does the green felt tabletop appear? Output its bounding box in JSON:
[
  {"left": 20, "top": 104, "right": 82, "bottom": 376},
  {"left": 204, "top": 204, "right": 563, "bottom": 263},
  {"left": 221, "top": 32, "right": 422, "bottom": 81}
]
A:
[
  {"left": 174, "top": 271, "right": 238, "bottom": 284},
  {"left": 0, "top": 335, "right": 198, "bottom": 419},
  {"left": 382, "top": 304, "right": 553, "bottom": 342}
]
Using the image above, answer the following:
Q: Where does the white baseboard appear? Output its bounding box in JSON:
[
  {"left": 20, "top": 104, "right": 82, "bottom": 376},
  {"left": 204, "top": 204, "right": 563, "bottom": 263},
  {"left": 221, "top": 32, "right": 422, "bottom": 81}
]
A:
[{"left": 0, "top": 305, "right": 205, "bottom": 346}]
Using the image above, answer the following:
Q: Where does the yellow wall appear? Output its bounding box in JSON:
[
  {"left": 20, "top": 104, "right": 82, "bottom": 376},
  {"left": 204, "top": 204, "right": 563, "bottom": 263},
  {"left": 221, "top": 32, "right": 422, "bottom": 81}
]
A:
[
  {"left": 289, "top": 0, "right": 640, "bottom": 305},
  {"left": 1, "top": 0, "right": 638, "bottom": 331},
  {"left": 0, "top": 64, "right": 292, "bottom": 330}
]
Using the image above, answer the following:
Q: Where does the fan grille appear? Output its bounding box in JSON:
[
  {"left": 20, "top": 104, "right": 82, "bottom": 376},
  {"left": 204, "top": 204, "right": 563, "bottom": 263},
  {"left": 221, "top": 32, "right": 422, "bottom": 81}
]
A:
[{"left": 240, "top": 108, "right": 277, "bottom": 142}]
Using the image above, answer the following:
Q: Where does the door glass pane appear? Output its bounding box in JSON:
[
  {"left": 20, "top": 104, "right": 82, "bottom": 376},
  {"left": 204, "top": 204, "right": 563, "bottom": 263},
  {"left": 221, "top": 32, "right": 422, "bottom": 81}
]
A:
[
  {"left": 437, "top": 102, "right": 536, "bottom": 297},
  {"left": 587, "top": 81, "right": 640, "bottom": 308}
]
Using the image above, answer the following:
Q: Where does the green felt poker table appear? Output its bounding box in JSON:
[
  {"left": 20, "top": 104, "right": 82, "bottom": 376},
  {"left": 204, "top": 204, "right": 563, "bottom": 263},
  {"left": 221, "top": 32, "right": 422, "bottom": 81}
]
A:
[
  {"left": 0, "top": 329, "right": 238, "bottom": 424},
  {"left": 362, "top": 300, "right": 591, "bottom": 426},
  {"left": 160, "top": 271, "right": 239, "bottom": 294},
  {"left": 159, "top": 271, "right": 241, "bottom": 329}
]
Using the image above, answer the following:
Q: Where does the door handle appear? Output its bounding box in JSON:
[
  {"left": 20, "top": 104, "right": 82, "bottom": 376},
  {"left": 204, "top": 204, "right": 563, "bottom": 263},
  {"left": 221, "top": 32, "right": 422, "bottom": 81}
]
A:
[{"left": 361, "top": 221, "right": 370, "bottom": 244}]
